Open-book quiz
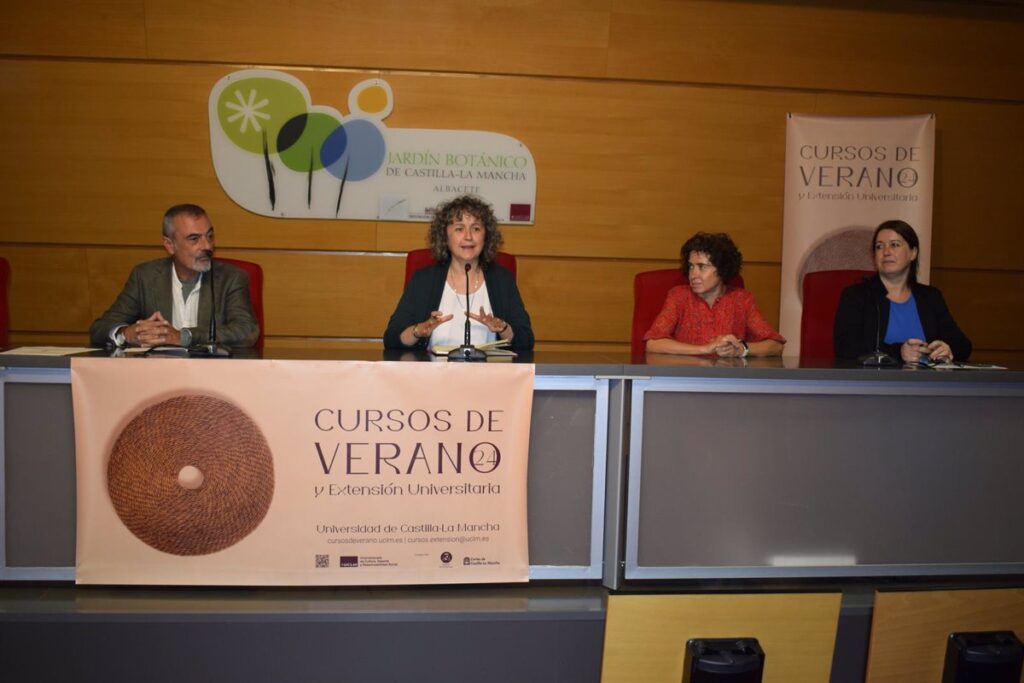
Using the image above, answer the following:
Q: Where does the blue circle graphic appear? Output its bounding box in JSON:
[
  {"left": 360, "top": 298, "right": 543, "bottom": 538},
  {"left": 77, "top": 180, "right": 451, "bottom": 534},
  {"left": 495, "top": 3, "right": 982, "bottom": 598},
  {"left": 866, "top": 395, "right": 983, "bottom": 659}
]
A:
[{"left": 320, "top": 118, "right": 386, "bottom": 181}]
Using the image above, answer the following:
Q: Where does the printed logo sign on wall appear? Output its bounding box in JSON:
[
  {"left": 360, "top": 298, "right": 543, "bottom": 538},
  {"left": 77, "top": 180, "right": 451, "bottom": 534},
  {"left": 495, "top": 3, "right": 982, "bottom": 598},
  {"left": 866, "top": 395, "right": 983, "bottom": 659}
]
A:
[{"left": 209, "top": 70, "right": 536, "bottom": 223}]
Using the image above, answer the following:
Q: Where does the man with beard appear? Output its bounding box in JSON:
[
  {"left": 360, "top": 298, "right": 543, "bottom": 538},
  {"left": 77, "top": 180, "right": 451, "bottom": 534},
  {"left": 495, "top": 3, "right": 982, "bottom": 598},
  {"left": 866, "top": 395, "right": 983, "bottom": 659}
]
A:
[{"left": 89, "top": 204, "right": 258, "bottom": 348}]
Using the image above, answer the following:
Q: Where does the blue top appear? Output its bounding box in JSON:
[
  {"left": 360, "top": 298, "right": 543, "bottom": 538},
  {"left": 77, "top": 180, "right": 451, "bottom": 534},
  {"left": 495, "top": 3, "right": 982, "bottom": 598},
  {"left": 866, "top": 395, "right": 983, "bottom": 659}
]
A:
[{"left": 884, "top": 294, "right": 927, "bottom": 345}]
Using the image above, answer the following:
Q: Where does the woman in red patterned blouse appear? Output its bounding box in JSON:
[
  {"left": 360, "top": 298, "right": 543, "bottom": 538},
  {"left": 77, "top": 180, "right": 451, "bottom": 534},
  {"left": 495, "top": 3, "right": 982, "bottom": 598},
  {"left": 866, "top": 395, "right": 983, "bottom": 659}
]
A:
[{"left": 645, "top": 232, "right": 786, "bottom": 357}]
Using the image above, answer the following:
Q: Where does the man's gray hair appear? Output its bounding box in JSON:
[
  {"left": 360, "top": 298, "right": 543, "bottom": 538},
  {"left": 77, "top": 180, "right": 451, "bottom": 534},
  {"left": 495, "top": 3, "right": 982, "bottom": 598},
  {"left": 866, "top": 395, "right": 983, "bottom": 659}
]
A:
[{"left": 162, "top": 204, "right": 208, "bottom": 238}]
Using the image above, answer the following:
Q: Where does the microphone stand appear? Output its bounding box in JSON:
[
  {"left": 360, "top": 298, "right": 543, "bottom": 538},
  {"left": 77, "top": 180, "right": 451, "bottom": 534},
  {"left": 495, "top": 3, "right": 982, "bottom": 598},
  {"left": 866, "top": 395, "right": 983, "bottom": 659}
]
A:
[
  {"left": 189, "top": 255, "right": 231, "bottom": 358},
  {"left": 448, "top": 263, "right": 487, "bottom": 363},
  {"left": 858, "top": 294, "right": 896, "bottom": 367}
]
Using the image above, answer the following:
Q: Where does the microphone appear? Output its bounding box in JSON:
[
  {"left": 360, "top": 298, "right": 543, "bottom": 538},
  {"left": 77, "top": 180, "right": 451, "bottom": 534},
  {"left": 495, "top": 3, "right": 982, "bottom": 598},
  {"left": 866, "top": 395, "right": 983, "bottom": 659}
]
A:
[
  {"left": 463, "top": 263, "right": 472, "bottom": 347},
  {"left": 189, "top": 253, "right": 231, "bottom": 358},
  {"left": 858, "top": 293, "right": 897, "bottom": 367},
  {"left": 206, "top": 252, "right": 217, "bottom": 345},
  {"left": 448, "top": 263, "right": 487, "bottom": 363}
]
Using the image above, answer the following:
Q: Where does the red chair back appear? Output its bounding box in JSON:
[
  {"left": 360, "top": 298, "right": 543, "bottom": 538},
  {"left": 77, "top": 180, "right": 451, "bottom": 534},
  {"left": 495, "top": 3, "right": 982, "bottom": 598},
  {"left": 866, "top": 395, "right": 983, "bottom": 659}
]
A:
[
  {"left": 218, "top": 257, "right": 264, "bottom": 348},
  {"left": 0, "top": 257, "right": 9, "bottom": 348},
  {"left": 404, "top": 248, "right": 517, "bottom": 286},
  {"left": 632, "top": 268, "right": 744, "bottom": 356},
  {"left": 800, "top": 269, "right": 874, "bottom": 359}
]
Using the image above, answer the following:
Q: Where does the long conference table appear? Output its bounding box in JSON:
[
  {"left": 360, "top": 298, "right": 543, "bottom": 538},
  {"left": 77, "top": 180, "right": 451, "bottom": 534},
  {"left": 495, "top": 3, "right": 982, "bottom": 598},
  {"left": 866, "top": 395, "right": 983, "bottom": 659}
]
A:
[
  {"left": 4, "top": 347, "right": 1023, "bottom": 585},
  {"left": 2, "top": 348, "right": 1023, "bottom": 681},
  {"left": 2, "top": 348, "right": 1024, "bottom": 589}
]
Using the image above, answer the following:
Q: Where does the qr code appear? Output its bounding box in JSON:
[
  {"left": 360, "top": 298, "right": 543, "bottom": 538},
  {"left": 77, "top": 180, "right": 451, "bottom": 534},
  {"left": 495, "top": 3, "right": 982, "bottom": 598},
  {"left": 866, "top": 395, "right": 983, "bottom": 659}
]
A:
[{"left": 315, "top": 554, "right": 329, "bottom": 568}]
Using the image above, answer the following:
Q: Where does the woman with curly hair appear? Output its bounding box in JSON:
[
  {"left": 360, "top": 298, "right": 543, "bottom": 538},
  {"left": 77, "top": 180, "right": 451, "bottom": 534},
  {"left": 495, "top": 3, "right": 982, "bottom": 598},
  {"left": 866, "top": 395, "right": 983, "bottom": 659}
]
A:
[
  {"left": 644, "top": 232, "right": 785, "bottom": 357},
  {"left": 383, "top": 195, "right": 534, "bottom": 351}
]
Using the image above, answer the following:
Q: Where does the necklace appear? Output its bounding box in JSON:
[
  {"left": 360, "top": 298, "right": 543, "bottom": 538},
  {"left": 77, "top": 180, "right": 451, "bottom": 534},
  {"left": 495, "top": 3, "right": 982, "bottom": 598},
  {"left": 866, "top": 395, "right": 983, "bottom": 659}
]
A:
[
  {"left": 448, "top": 266, "right": 483, "bottom": 317},
  {"left": 447, "top": 266, "right": 482, "bottom": 294}
]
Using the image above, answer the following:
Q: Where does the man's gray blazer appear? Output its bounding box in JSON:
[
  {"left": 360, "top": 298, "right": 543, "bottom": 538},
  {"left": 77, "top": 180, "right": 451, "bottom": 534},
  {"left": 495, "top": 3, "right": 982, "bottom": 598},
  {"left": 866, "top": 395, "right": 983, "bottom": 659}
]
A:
[{"left": 88, "top": 257, "right": 259, "bottom": 348}]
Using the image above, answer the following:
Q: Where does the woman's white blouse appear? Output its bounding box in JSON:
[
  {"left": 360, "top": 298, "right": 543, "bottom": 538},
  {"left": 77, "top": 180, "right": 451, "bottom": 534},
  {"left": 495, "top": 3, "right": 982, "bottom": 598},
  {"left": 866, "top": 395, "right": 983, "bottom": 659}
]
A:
[{"left": 429, "top": 281, "right": 498, "bottom": 348}]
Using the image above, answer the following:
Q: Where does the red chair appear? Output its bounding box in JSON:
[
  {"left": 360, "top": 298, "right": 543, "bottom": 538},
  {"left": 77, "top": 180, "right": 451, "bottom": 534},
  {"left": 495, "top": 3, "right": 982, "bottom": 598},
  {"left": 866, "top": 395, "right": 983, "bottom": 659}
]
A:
[
  {"left": 218, "top": 257, "right": 264, "bottom": 348},
  {"left": 0, "top": 257, "right": 9, "bottom": 348},
  {"left": 631, "top": 268, "right": 744, "bottom": 357},
  {"left": 800, "top": 269, "right": 873, "bottom": 360},
  {"left": 404, "top": 248, "right": 517, "bottom": 286}
]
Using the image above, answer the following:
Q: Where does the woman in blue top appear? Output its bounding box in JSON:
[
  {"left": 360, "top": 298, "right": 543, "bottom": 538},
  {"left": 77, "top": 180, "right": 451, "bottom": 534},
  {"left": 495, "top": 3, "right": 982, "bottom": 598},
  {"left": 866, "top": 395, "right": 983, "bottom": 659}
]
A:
[{"left": 834, "top": 219, "right": 971, "bottom": 363}]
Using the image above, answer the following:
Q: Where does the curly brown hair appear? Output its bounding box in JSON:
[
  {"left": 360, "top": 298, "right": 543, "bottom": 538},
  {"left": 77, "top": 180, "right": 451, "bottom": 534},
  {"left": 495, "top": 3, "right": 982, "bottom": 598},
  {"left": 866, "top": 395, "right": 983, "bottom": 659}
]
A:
[
  {"left": 680, "top": 232, "right": 743, "bottom": 282},
  {"left": 426, "top": 195, "right": 503, "bottom": 266}
]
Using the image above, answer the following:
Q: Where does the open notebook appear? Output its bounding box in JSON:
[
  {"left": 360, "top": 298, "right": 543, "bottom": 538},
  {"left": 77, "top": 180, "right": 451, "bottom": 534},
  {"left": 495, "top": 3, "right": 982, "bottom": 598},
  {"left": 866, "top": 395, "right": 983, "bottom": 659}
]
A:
[{"left": 430, "top": 338, "right": 517, "bottom": 358}]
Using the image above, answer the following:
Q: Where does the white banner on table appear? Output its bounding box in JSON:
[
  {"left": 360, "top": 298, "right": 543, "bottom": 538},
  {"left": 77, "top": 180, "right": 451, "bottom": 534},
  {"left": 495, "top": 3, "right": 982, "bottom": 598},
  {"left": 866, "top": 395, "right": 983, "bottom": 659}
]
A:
[
  {"left": 73, "top": 359, "right": 533, "bottom": 586},
  {"left": 780, "top": 114, "right": 935, "bottom": 355}
]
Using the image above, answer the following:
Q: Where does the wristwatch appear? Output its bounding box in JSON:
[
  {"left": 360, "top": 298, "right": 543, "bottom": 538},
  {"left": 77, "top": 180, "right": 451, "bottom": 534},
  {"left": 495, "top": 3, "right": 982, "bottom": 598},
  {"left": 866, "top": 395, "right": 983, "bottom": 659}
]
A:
[{"left": 740, "top": 341, "right": 750, "bottom": 358}]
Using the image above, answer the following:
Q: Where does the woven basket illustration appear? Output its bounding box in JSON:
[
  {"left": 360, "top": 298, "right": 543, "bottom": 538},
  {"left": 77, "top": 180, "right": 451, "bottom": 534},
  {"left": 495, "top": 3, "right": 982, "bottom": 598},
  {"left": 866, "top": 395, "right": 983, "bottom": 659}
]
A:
[{"left": 107, "top": 395, "right": 274, "bottom": 556}]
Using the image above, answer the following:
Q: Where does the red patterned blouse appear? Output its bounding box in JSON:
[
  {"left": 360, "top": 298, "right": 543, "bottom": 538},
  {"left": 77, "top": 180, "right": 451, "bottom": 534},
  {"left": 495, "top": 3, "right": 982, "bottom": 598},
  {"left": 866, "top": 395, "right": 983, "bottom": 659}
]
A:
[{"left": 643, "top": 285, "right": 786, "bottom": 346}]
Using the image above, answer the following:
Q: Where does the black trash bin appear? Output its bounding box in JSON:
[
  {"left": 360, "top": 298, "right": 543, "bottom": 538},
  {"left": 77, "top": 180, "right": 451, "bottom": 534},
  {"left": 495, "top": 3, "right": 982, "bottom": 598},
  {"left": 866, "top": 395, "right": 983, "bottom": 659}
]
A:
[
  {"left": 942, "top": 631, "right": 1023, "bottom": 683},
  {"left": 683, "top": 638, "right": 765, "bottom": 683}
]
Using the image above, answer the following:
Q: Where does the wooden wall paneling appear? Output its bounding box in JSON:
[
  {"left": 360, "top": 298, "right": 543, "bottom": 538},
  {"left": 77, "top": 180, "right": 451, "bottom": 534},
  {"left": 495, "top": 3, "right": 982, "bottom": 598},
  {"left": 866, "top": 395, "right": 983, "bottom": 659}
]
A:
[
  {"left": 740, "top": 262, "right": 783, "bottom": 327},
  {"left": 601, "top": 593, "right": 841, "bottom": 683},
  {"left": 0, "top": 246, "right": 95, "bottom": 334},
  {"left": 143, "top": 0, "right": 613, "bottom": 78},
  {"left": 865, "top": 588, "right": 1024, "bottom": 683},
  {"left": 8, "top": 1, "right": 1024, "bottom": 103},
  {"left": 520, "top": 258, "right": 643, "bottom": 343},
  {"left": 0, "top": 1, "right": 147, "bottom": 59},
  {"left": 7, "top": 331, "right": 91, "bottom": 347},
  {"left": 221, "top": 250, "right": 406, "bottom": 339},
  {"left": 0, "top": 60, "right": 380, "bottom": 252},
  {"left": 607, "top": 0, "right": 1024, "bottom": 101},
  {"left": 931, "top": 268, "right": 1024, "bottom": 352},
  {"left": 375, "top": 221, "right": 432, "bottom": 255},
  {"left": 0, "top": 58, "right": 232, "bottom": 245},
  {"left": 379, "top": 74, "right": 816, "bottom": 262},
  {"left": 516, "top": 81, "right": 802, "bottom": 262},
  {"left": 930, "top": 103, "right": 1024, "bottom": 274},
  {"left": 0, "top": 59, "right": 186, "bottom": 245},
  {"left": 85, "top": 247, "right": 167, "bottom": 320}
]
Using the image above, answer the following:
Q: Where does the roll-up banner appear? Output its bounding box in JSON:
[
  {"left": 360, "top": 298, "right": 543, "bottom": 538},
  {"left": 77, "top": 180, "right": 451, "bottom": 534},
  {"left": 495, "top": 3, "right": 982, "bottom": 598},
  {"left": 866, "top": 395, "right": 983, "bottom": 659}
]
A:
[
  {"left": 780, "top": 114, "right": 935, "bottom": 356},
  {"left": 72, "top": 359, "right": 533, "bottom": 586}
]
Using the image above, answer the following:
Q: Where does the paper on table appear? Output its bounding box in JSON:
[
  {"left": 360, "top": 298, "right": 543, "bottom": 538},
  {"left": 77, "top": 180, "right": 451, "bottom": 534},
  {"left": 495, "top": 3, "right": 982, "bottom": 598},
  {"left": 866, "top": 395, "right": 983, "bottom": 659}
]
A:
[
  {"left": 932, "top": 360, "right": 1008, "bottom": 370},
  {"left": 0, "top": 346, "right": 97, "bottom": 356}
]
